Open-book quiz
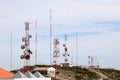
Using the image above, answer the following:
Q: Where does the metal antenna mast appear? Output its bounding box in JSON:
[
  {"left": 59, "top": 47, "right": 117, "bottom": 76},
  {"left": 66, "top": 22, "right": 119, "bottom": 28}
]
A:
[
  {"left": 63, "top": 35, "right": 69, "bottom": 62},
  {"left": 20, "top": 22, "right": 32, "bottom": 73},
  {"left": 50, "top": 9, "right": 53, "bottom": 65},
  {"left": 75, "top": 33, "right": 78, "bottom": 80},
  {"left": 10, "top": 33, "right": 12, "bottom": 70},
  {"left": 35, "top": 19, "right": 37, "bottom": 65},
  {"left": 76, "top": 33, "right": 78, "bottom": 66},
  {"left": 88, "top": 56, "right": 91, "bottom": 66},
  {"left": 53, "top": 38, "right": 60, "bottom": 66}
]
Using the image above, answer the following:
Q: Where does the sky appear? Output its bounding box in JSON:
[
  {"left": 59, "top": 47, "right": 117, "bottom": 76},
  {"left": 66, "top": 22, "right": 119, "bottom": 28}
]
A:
[{"left": 0, "top": 0, "right": 120, "bottom": 70}]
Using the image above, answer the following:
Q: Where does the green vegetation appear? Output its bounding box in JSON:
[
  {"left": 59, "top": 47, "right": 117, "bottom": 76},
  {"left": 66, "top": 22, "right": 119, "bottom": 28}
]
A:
[
  {"left": 11, "top": 69, "right": 20, "bottom": 74},
  {"left": 100, "top": 68, "right": 120, "bottom": 73},
  {"left": 99, "top": 68, "right": 120, "bottom": 80},
  {"left": 60, "top": 67, "right": 99, "bottom": 80}
]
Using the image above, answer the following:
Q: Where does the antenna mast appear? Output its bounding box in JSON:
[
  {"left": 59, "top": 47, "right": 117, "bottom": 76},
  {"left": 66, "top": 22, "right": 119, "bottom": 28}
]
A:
[
  {"left": 53, "top": 38, "right": 60, "bottom": 66},
  {"left": 63, "top": 35, "right": 69, "bottom": 62},
  {"left": 20, "top": 22, "right": 32, "bottom": 73},
  {"left": 35, "top": 19, "right": 37, "bottom": 65},
  {"left": 10, "top": 33, "right": 12, "bottom": 70},
  {"left": 50, "top": 9, "right": 53, "bottom": 65},
  {"left": 76, "top": 33, "right": 78, "bottom": 66}
]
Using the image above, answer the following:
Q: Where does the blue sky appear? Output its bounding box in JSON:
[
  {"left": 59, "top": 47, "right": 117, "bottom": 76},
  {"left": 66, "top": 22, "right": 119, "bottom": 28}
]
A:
[{"left": 0, "top": 0, "right": 120, "bottom": 70}]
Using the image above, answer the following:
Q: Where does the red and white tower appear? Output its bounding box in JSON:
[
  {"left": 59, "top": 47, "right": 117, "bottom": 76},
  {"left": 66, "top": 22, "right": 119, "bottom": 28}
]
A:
[
  {"left": 20, "top": 22, "right": 32, "bottom": 73},
  {"left": 63, "top": 35, "right": 69, "bottom": 62},
  {"left": 53, "top": 38, "right": 60, "bottom": 66}
]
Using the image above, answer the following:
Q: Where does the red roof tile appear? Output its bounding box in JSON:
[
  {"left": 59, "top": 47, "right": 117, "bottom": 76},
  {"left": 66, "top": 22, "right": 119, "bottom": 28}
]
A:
[{"left": 0, "top": 68, "right": 14, "bottom": 78}]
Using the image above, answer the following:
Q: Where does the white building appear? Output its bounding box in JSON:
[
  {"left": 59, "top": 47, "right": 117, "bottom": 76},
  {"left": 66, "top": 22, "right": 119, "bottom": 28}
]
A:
[
  {"left": 47, "top": 67, "right": 55, "bottom": 76},
  {"left": 60, "top": 62, "right": 73, "bottom": 67},
  {"left": 33, "top": 67, "right": 56, "bottom": 77}
]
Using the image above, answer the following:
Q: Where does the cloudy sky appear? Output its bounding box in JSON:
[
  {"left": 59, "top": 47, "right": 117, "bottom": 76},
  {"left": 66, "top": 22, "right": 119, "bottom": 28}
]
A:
[{"left": 0, "top": 0, "right": 120, "bottom": 70}]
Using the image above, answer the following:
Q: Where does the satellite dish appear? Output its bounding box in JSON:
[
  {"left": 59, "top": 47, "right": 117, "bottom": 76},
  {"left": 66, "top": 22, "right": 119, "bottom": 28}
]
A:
[
  {"left": 22, "top": 37, "right": 25, "bottom": 42},
  {"left": 21, "top": 45, "right": 25, "bottom": 49},
  {"left": 63, "top": 44, "right": 65, "bottom": 47},
  {"left": 29, "top": 35, "right": 32, "bottom": 38},
  {"left": 27, "top": 50, "right": 32, "bottom": 54},
  {"left": 20, "top": 55, "right": 24, "bottom": 59},
  {"left": 24, "top": 54, "right": 30, "bottom": 60}
]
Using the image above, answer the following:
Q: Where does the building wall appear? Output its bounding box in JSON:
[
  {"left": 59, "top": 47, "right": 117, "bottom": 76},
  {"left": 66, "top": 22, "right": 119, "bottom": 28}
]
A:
[{"left": 47, "top": 67, "right": 55, "bottom": 76}]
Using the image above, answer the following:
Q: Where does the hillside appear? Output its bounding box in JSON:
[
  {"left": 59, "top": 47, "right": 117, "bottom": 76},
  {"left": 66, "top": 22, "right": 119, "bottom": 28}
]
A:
[
  {"left": 11, "top": 65, "right": 120, "bottom": 80},
  {"left": 57, "top": 67, "right": 120, "bottom": 80},
  {"left": 99, "top": 68, "right": 120, "bottom": 80},
  {"left": 57, "top": 67, "right": 100, "bottom": 80}
]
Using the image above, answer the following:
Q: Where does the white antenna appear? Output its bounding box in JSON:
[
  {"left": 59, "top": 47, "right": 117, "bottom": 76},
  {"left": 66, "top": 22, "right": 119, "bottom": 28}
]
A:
[
  {"left": 50, "top": 9, "right": 53, "bottom": 65},
  {"left": 88, "top": 56, "right": 91, "bottom": 66},
  {"left": 10, "top": 33, "right": 13, "bottom": 70},
  {"left": 63, "top": 35, "right": 69, "bottom": 62},
  {"left": 76, "top": 33, "right": 78, "bottom": 66},
  {"left": 35, "top": 19, "right": 37, "bottom": 65},
  {"left": 71, "top": 52, "right": 73, "bottom": 65}
]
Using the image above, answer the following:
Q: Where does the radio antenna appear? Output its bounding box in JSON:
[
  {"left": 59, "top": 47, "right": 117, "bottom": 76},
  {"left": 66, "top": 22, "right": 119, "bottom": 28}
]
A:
[
  {"left": 50, "top": 9, "right": 53, "bottom": 65},
  {"left": 10, "top": 33, "right": 13, "bottom": 70},
  {"left": 35, "top": 19, "right": 37, "bottom": 65}
]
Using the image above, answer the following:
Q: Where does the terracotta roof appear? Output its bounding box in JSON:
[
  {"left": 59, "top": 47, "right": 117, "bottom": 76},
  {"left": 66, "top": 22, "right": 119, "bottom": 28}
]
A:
[{"left": 0, "top": 68, "right": 14, "bottom": 78}]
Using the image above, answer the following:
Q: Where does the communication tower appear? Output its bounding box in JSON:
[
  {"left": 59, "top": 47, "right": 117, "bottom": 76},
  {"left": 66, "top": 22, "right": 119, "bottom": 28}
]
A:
[
  {"left": 53, "top": 38, "right": 60, "bottom": 66},
  {"left": 60, "top": 35, "right": 72, "bottom": 67},
  {"left": 20, "top": 22, "right": 32, "bottom": 73},
  {"left": 88, "top": 56, "right": 99, "bottom": 68},
  {"left": 35, "top": 19, "right": 37, "bottom": 65},
  {"left": 88, "top": 56, "right": 93, "bottom": 67},
  {"left": 88, "top": 56, "right": 91, "bottom": 66},
  {"left": 50, "top": 9, "right": 53, "bottom": 65},
  {"left": 10, "top": 33, "right": 13, "bottom": 70},
  {"left": 63, "top": 35, "right": 69, "bottom": 62}
]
